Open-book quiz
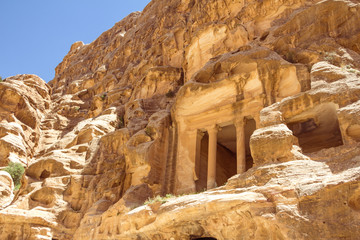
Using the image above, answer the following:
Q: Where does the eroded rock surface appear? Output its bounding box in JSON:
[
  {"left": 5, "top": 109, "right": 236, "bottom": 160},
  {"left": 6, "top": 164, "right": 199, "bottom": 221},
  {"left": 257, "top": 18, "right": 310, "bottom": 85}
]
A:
[
  {"left": 1, "top": 0, "right": 360, "bottom": 239},
  {"left": 0, "top": 171, "right": 14, "bottom": 208}
]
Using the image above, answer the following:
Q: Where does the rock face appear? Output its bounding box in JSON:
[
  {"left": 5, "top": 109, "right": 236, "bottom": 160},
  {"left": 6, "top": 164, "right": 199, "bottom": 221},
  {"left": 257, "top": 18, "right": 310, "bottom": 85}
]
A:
[
  {"left": 0, "top": 171, "right": 14, "bottom": 208},
  {"left": 0, "top": 74, "right": 51, "bottom": 167},
  {"left": 0, "top": 0, "right": 360, "bottom": 239}
]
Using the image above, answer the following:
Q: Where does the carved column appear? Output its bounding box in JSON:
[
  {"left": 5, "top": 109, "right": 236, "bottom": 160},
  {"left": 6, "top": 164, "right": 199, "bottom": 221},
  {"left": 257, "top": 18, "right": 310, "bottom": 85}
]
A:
[
  {"left": 254, "top": 115, "right": 261, "bottom": 129},
  {"left": 195, "top": 130, "right": 205, "bottom": 181},
  {"left": 207, "top": 125, "right": 218, "bottom": 189},
  {"left": 235, "top": 119, "right": 246, "bottom": 174},
  {"left": 187, "top": 130, "right": 198, "bottom": 182}
]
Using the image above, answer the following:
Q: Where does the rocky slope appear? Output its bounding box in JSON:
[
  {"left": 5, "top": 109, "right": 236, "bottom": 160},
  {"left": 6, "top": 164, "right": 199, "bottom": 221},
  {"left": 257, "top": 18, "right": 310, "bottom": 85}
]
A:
[{"left": 0, "top": 0, "right": 360, "bottom": 239}]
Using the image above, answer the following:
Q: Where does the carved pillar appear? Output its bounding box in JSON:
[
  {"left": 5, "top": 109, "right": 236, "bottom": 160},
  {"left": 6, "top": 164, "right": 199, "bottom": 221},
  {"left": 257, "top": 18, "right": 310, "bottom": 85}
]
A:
[
  {"left": 254, "top": 115, "right": 261, "bottom": 129},
  {"left": 207, "top": 125, "right": 218, "bottom": 189},
  {"left": 195, "top": 130, "right": 205, "bottom": 181},
  {"left": 235, "top": 119, "right": 246, "bottom": 174},
  {"left": 187, "top": 130, "right": 198, "bottom": 182}
]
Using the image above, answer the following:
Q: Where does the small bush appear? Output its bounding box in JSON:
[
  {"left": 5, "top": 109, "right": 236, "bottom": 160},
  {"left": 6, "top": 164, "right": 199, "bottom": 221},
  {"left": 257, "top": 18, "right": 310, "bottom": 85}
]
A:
[
  {"left": 143, "top": 191, "right": 205, "bottom": 207},
  {"left": 144, "top": 194, "right": 175, "bottom": 205},
  {"left": 74, "top": 106, "right": 80, "bottom": 111},
  {"left": 0, "top": 76, "right": 3, "bottom": 82},
  {"left": 342, "top": 65, "right": 360, "bottom": 75},
  {"left": 3, "top": 162, "right": 25, "bottom": 191},
  {"left": 324, "top": 52, "right": 337, "bottom": 63}
]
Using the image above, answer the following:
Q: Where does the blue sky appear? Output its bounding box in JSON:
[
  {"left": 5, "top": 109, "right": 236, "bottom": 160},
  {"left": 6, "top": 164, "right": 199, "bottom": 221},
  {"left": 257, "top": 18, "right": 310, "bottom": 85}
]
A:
[{"left": 0, "top": 1, "right": 150, "bottom": 82}]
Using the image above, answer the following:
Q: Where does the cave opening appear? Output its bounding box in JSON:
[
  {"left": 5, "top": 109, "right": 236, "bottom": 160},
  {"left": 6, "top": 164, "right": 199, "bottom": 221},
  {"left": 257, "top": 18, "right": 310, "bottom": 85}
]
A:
[{"left": 287, "top": 103, "right": 343, "bottom": 153}]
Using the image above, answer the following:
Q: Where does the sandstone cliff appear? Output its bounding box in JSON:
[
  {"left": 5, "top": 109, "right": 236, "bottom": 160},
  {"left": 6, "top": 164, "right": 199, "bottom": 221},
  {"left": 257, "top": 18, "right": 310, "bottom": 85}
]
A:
[{"left": 1, "top": 0, "right": 360, "bottom": 239}]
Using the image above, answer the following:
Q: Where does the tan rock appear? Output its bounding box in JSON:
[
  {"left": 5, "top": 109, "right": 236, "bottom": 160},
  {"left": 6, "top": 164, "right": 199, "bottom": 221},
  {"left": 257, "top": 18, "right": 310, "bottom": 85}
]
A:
[
  {"left": 82, "top": 159, "right": 360, "bottom": 239},
  {"left": 0, "top": 74, "right": 51, "bottom": 167},
  {"left": 0, "top": 171, "right": 14, "bottom": 208},
  {"left": 338, "top": 100, "right": 360, "bottom": 144},
  {"left": 311, "top": 61, "right": 348, "bottom": 83},
  {"left": 250, "top": 124, "right": 298, "bottom": 166}
]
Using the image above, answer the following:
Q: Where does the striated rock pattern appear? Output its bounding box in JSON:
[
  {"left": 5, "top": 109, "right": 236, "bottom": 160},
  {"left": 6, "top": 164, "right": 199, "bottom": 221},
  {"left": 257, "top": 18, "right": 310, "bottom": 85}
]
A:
[
  {"left": 0, "top": 0, "right": 360, "bottom": 239},
  {"left": 0, "top": 171, "right": 14, "bottom": 208},
  {"left": 0, "top": 74, "right": 51, "bottom": 167}
]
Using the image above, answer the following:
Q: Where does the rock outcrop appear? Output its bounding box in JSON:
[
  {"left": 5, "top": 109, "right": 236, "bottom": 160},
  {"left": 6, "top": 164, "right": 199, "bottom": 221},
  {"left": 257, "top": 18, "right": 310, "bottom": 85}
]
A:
[
  {"left": 0, "top": 171, "right": 14, "bottom": 208},
  {"left": 0, "top": 0, "right": 360, "bottom": 239},
  {"left": 0, "top": 74, "right": 51, "bottom": 167}
]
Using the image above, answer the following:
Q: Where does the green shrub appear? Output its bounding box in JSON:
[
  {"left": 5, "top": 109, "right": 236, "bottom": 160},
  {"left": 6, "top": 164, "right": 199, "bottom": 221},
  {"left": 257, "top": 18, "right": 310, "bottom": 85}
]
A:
[
  {"left": 0, "top": 76, "right": 3, "bottom": 82},
  {"left": 144, "top": 194, "right": 175, "bottom": 205},
  {"left": 144, "top": 192, "right": 204, "bottom": 206},
  {"left": 3, "top": 162, "right": 25, "bottom": 191},
  {"left": 324, "top": 52, "right": 337, "bottom": 63},
  {"left": 142, "top": 190, "right": 208, "bottom": 208},
  {"left": 342, "top": 65, "right": 360, "bottom": 75}
]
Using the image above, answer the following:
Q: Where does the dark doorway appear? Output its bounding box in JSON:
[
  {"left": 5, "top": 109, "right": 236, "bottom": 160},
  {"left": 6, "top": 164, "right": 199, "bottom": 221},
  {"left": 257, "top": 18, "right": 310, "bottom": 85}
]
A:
[
  {"left": 195, "top": 132, "right": 208, "bottom": 192},
  {"left": 195, "top": 124, "right": 238, "bottom": 191},
  {"left": 244, "top": 118, "right": 256, "bottom": 171},
  {"left": 216, "top": 124, "right": 237, "bottom": 186}
]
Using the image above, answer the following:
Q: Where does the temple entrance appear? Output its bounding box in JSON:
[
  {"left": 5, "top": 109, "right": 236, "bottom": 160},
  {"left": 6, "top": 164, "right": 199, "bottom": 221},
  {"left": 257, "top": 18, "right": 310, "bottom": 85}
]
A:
[
  {"left": 194, "top": 118, "right": 257, "bottom": 191},
  {"left": 195, "top": 124, "right": 237, "bottom": 191},
  {"left": 287, "top": 103, "right": 343, "bottom": 153}
]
